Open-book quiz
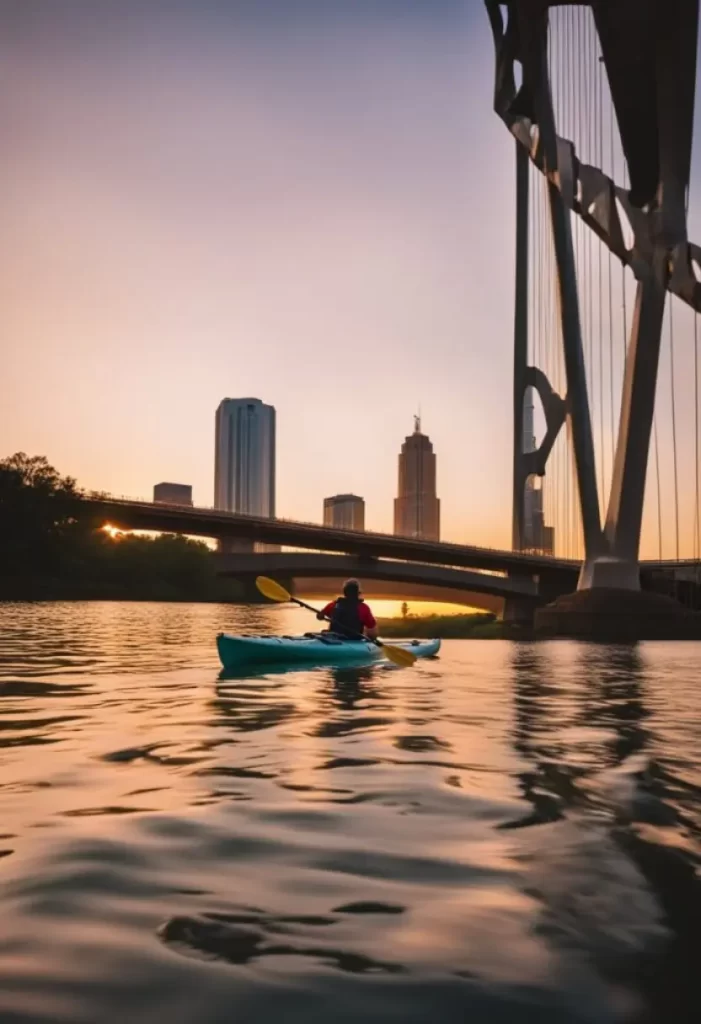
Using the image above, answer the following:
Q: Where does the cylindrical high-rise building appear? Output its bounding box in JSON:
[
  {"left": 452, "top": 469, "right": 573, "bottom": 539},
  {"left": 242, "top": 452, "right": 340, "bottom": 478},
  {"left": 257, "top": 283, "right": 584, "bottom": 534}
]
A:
[
  {"left": 393, "top": 416, "right": 440, "bottom": 541},
  {"left": 214, "top": 398, "right": 276, "bottom": 516}
]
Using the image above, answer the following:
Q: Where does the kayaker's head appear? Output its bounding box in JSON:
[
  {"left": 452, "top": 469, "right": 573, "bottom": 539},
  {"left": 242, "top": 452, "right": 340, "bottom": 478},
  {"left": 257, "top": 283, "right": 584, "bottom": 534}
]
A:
[{"left": 343, "top": 578, "right": 361, "bottom": 600}]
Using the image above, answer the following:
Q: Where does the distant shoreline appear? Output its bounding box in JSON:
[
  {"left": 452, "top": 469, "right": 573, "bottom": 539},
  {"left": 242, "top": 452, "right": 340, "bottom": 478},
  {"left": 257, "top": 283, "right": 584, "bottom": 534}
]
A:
[{"left": 377, "top": 613, "right": 527, "bottom": 640}]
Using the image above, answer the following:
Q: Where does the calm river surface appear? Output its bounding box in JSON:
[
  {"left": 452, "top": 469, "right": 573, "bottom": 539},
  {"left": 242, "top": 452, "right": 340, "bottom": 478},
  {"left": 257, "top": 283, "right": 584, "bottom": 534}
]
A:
[{"left": 0, "top": 602, "right": 699, "bottom": 1023}]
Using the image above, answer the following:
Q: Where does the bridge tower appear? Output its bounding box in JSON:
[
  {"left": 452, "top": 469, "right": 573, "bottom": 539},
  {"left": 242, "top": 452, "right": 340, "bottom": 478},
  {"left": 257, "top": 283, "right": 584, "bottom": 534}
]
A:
[{"left": 487, "top": 1, "right": 701, "bottom": 635}]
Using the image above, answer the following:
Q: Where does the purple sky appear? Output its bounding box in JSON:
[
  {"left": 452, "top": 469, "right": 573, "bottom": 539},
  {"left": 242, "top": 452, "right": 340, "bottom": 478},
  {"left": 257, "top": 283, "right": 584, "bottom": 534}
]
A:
[{"left": 2, "top": 2, "right": 701, "bottom": 555}]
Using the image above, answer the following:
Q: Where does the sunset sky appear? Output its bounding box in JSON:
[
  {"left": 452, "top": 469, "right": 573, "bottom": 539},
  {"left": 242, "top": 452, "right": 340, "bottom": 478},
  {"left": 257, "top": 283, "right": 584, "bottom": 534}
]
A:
[{"left": 3, "top": 1, "right": 701, "bottom": 555}]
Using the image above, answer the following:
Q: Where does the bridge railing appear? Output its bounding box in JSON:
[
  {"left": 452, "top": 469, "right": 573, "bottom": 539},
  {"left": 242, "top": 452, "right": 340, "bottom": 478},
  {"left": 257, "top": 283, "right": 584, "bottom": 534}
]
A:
[{"left": 85, "top": 491, "right": 579, "bottom": 563}]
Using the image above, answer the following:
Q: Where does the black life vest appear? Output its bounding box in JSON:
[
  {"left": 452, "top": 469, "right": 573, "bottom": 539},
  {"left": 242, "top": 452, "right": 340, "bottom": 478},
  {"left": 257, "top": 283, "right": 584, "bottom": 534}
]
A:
[{"left": 329, "top": 596, "right": 364, "bottom": 639}]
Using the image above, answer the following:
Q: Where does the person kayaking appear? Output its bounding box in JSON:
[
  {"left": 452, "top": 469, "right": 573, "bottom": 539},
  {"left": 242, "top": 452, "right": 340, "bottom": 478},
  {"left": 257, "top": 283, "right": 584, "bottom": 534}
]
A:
[{"left": 317, "top": 579, "right": 378, "bottom": 640}]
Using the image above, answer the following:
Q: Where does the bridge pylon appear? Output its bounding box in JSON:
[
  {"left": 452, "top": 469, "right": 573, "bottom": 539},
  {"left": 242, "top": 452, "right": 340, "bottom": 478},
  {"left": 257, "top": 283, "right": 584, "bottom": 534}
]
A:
[{"left": 487, "top": 2, "right": 701, "bottom": 636}]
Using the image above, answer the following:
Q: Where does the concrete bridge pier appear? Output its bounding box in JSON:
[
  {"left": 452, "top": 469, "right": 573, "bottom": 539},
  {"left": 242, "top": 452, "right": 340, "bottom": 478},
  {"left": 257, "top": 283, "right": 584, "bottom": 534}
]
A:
[
  {"left": 503, "top": 570, "right": 537, "bottom": 628},
  {"left": 502, "top": 598, "right": 535, "bottom": 628}
]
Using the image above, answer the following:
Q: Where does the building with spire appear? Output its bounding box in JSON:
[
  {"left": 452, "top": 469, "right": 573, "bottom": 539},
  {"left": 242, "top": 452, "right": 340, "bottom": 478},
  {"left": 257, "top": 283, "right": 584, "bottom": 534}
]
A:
[{"left": 393, "top": 416, "right": 440, "bottom": 541}]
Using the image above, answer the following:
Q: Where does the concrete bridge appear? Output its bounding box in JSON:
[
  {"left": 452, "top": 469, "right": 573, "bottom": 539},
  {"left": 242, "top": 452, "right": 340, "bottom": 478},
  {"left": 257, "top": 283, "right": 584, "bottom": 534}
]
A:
[
  {"left": 213, "top": 552, "right": 546, "bottom": 615},
  {"left": 89, "top": 495, "right": 700, "bottom": 616},
  {"left": 86, "top": 495, "right": 579, "bottom": 578}
]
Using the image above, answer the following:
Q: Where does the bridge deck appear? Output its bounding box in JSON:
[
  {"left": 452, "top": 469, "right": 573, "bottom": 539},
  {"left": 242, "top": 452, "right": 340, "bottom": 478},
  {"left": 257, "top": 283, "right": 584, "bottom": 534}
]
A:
[
  {"left": 87, "top": 496, "right": 698, "bottom": 579},
  {"left": 87, "top": 496, "right": 578, "bottom": 577}
]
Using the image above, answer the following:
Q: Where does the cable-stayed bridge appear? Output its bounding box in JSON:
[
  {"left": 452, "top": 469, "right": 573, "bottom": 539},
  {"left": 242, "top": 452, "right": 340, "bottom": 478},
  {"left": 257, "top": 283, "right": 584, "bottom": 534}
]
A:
[
  {"left": 88, "top": 3, "right": 701, "bottom": 635},
  {"left": 484, "top": 1, "right": 701, "bottom": 634}
]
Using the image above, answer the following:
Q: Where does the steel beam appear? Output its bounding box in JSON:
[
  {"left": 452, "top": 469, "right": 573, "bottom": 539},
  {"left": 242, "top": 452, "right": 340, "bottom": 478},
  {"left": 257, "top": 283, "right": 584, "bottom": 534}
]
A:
[{"left": 580, "top": 252, "right": 669, "bottom": 589}]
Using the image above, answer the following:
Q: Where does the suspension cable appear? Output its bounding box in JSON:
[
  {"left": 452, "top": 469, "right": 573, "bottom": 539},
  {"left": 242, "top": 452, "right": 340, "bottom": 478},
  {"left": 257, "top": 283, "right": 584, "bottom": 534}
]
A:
[
  {"left": 653, "top": 420, "right": 663, "bottom": 560},
  {"left": 669, "top": 300, "right": 680, "bottom": 560},
  {"left": 607, "top": 51, "right": 616, "bottom": 483},
  {"left": 596, "top": 28, "right": 605, "bottom": 505}
]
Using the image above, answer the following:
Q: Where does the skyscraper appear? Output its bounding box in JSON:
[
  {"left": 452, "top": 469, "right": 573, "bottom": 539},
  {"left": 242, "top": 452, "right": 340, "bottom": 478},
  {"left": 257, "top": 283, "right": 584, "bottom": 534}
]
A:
[
  {"left": 323, "top": 494, "right": 365, "bottom": 531},
  {"left": 393, "top": 416, "right": 440, "bottom": 541},
  {"left": 523, "top": 388, "right": 536, "bottom": 455},
  {"left": 521, "top": 386, "right": 554, "bottom": 554},
  {"left": 214, "top": 398, "right": 276, "bottom": 516}
]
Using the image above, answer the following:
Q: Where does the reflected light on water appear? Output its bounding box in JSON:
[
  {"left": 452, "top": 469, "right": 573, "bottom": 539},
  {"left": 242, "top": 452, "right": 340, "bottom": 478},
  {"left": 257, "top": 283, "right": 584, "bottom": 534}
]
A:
[
  {"left": 299, "top": 597, "right": 481, "bottom": 617},
  {"left": 0, "top": 601, "right": 699, "bottom": 1023}
]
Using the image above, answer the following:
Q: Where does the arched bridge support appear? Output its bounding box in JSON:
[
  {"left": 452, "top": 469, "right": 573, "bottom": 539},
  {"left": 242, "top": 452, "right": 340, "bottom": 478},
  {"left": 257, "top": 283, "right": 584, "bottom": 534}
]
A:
[{"left": 213, "top": 552, "right": 542, "bottom": 613}]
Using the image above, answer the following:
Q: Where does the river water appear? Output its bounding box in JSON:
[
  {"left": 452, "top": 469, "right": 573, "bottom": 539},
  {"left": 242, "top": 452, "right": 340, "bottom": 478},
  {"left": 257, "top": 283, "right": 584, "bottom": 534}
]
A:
[{"left": 0, "top": 602, "right": 699, "bottom": 1023}]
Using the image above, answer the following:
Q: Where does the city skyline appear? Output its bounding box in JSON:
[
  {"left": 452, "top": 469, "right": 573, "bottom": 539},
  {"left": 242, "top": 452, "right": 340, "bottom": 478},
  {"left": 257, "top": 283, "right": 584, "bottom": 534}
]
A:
[
  {"left": 3, "top": 2, "right": 701, "bottom": 558},
  {"left": 0, "top": 1, "right": 520, "bottom": 552},
  {"left": 146, "top": 411, "right": 453, "bottom": 538}
]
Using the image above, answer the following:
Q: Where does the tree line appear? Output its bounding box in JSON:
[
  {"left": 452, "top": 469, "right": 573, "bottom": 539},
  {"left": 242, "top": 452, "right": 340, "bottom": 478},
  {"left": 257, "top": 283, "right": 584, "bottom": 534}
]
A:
[{"left": 0, "top": 453, "right": 246, "bottom": 601}]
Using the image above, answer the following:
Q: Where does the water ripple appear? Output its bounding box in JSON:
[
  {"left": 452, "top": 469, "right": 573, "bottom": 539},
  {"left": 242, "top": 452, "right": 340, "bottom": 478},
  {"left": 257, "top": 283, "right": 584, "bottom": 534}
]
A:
[{"left": 0, "top": 602, "right": 699, "bottom": 1022}]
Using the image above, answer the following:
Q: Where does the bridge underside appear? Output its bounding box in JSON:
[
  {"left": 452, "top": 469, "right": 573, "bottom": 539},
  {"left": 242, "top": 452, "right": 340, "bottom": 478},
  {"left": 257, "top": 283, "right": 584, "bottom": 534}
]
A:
[
  {"left": 213, "top": 553, "right": 543, "bottom": 615},
  {"left": 293, "top": 578, "right": 505, "bottom": 613}
]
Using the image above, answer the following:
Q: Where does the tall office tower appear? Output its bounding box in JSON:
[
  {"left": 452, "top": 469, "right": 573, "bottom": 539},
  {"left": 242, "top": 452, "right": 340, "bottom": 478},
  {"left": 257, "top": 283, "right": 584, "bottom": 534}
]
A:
[
  {"left": 521, "top": 386, "right": 555, "bottom": 553},
  {"left": 214, "top": 398, "right": 276, "bottom": 551},
  {"left": 523, "top": 385, "right": 538, "bottom": 548},
  {"left": 214, "top": 398, "right": 276, "bottom": 515},
  {"left": 523, "top": 386, "right": 536, "bottom": 455},
  {"left": 323, "top": 494, "right": 365, "bottom": 531},
  {"left": 393, "top": 416, "right": 440, "bottom": 541}
]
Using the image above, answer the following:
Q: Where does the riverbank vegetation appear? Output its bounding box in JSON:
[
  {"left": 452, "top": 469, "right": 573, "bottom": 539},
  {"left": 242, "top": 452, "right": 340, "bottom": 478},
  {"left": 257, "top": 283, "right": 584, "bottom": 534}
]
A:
[
  {"left": 0, "top": 453, "right": 247, "bottom": 602},
  {"left": 377, "top": 612, "right": 502, "bottom": 639}
]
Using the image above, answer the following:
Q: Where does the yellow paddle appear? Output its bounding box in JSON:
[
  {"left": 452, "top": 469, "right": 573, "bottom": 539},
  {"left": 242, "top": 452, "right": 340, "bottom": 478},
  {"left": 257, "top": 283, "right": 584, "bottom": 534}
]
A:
[{"left": 255, "top": 576, "right": 417, "bottom": 668}]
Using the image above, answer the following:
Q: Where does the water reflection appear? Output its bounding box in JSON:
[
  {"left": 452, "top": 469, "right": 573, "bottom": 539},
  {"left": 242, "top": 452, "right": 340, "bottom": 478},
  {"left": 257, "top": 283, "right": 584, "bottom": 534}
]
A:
[
  {"left": 574, "top": 646, "right": 650, "bottom": 769},
  {"left": 0, "top": 600, "right": 297, "bottom": 677},
  {"left": 330, "top": 664, "right": 376, "bottom": 705},
  {"left": 505, "top": 643, "right": 701, "bottom": 1022},
  {"left": 505, "top": 644, "right": 653, "bottom": 830},
  {"left": 211, "top": 681, "right": 299, "bottom": 734},
  {"left": 1, "top": 602, "right": 700, "bottom": 1023},
  {"left": 505, "top": 645, "right": 580, "bottom": 827},
  {"left": 160, "top": 907, "right": 406, "bottom": 975}
]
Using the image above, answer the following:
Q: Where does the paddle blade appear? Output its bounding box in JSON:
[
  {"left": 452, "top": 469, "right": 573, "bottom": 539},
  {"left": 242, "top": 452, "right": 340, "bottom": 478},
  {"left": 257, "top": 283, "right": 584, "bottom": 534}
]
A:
[
  {"left": 256, "top": 576, "right": 292, "bottom": 603},
  {"left": 381, "top": 643, "right": 417, "bottom": 668}
]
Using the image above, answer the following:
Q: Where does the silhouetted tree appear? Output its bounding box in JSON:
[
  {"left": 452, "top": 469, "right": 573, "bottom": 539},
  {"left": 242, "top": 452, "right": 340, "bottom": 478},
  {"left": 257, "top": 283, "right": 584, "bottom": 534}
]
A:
[
  {"left": 0, "top": 453, "right": 84, "bottom": 576},
  {"left": 0, "top": 452, "right": 242, "bottom": 600}
]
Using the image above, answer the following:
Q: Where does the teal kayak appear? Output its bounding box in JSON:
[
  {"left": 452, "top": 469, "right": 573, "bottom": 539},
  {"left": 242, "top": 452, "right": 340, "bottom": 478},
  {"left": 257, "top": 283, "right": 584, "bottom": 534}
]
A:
[{"left": 216, "top": 632, "right": 441, "bottom": 669}]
